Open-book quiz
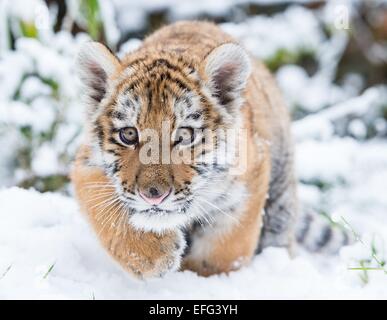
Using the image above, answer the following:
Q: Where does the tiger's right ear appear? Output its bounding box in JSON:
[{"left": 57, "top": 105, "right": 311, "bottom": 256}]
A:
[{"left": 77, "top": 42, "right": 120, "bottom": 106}]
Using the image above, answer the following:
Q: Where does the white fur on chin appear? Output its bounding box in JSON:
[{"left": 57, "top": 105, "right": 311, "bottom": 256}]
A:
[{"left": 129, "top": 211, "right": 190, "bottom": 233}]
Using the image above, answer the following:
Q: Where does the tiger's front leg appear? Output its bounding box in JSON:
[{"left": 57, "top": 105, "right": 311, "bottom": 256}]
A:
[
  {"left": 182, "top": 188, "right": 267, "bottom": 277},
  {"left": 71, "top": 161, "right": 186, "bottom": 279},
  {"left": 182, "top": 162, "right": 269, "bottom": 276}
]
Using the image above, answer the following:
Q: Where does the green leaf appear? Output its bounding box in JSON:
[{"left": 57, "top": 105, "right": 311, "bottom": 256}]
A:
[
  {"left": 80, "top": 0, "right": 103, "bottom": 41},
  {"left": 43, "top": 262, "right": 56, "bottom": 279},
  {"left": 19, "top": 21, "right": 38, "bottom": 38}
]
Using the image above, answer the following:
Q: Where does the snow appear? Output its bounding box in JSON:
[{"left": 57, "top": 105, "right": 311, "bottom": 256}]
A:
[
  {"left": 6, "top": 0, "right": 46, "bottom": 23},
  {"left": 111, "top": 0, "right": 323, "bottom": 32},
  {"left": 276, "top": 65, "right": 347, "bottom": 113},
  {"left": 117, "top": 39, "right": 143, "bottom": 58},
  {"left": 1, "top": 0, "right": 387, "bottom": 299},
  {"left": 98, "top": 0, "right": 120, "bottom": 47},
  {"left": 31, "top": 143, "right": 60, "bottom": 177},
  {"left": 292, "top": 86, "right": 387, "bottom": 141},
  {"left": 19, "top": 76, "right": 52, "bottom": 101},
  {"left": 222, "top": 6, "right": 324, "bottom": 61},
  {"left": 0, "top": 164, "right": 386, "bottom": 299}
]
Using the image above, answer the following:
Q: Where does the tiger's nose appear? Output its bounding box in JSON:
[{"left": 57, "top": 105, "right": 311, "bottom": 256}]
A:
[{"left": 139, "top": 187, "right": 171, "bottom": 205}]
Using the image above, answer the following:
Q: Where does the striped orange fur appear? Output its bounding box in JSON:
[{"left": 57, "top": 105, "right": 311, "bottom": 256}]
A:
[{"left": 72, "top": 21, "right": 297, "bottom": 278}]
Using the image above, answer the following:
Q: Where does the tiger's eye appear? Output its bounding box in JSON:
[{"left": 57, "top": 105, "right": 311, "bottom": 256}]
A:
[
  {"left": 119, "top": 127, "right": 138, "bottom": 145},
  {"left": 175, "top": 127, "right": 194, "bottom": 146}
]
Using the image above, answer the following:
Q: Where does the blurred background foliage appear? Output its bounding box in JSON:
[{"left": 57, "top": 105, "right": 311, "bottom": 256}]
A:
[{"left": 0, "top": 0, "right": 386, "bottom": 193}]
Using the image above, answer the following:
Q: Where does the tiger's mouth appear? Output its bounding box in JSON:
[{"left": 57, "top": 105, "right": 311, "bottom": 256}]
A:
[
  {"left": 137, "top": 199, "right": 192, "bottom": 215},
  {"left": 140, "top": 207, "right": 173, "bottom": 214},
  {"left": 116, "top": 184, "right": 194, "bottom": 218}
]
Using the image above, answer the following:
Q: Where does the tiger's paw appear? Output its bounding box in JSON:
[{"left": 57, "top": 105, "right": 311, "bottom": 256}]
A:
[{"left": 125, "top": 229, "right": 186, "bottom": 279}]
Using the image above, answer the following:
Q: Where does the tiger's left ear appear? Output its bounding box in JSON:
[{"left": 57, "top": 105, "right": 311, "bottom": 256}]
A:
[{"left": 204, "top": 43, "right": 251, "bottom": 111}]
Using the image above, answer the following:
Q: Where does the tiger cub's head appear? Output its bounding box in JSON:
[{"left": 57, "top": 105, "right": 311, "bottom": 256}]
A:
[{"left": 77, "top": 41, "right": 251, "bottom": 232}]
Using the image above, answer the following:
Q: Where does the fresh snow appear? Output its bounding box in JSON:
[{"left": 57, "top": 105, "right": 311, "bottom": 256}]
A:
[
  {"left": 1, "top": 0, "right": 386, "bottom": 299},
  {"left": 0, "top": 147, "right": 386, "bottom": 300}
]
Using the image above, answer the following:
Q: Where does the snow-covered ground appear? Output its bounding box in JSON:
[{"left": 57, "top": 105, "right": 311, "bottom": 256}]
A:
[
  {"left": 1, "top": 113, "right": 387, "bottom": 299},
  {"left": 0, "top": 0, "right": 386, "bottom": 299},
  {"left": 0, "top": 172, "right": 386, "bottom": 300}
]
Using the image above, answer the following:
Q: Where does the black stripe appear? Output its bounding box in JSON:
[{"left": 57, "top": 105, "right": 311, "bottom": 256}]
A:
[
  {"left": 94, "top": 120, "right": 105, "bottom": 146},
  {"left": 296, "top": 214, "right": 313, "bottom": 243},
  {"left": 108, "top": 137, "right": 125, "bottom": 148},
  {"left": 145, "top": 58, "right": 184, "bottom": 75},
  {"left": 155, "top": 70, "right": 191, "bottom": 93},
  {"left": 316, "top": 226, "right": 333, "bottom": 249},
  {"left": 172, "top": 77, "right": 190, "bottom": 93},
  {"left": 120, "top": 95, "right": 136, "bottom": 110},
  {"left": 109, "top": 160, "right": 121, "bottom": 175},
  {"left": 109, "top": 110, "right": 126, "bottom": 120},
  {"left": 147, "top": 87, "right": 153, "bottom": 112},
  {"left": 124, "top": 78, "right": 142, "bottom": 92},
  {"left": 123, "top": 57, "right": 147, "bottom": 69},
  {"left": 186, "top": 111, "right": 201, "bottom": 120},
  {"left": 189, "top": 165, "right": 205, "bottom": 175},
  {"left": 120, "top": 69, "right": 192, "bottom": 101},
  {"left": 106, "top": 149, "right": 120, "bottom": 156}
]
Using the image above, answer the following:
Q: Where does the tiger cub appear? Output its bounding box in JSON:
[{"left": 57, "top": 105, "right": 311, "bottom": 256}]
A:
[{"left": 71, "top": 21, "right": 298, "bottom": 278}]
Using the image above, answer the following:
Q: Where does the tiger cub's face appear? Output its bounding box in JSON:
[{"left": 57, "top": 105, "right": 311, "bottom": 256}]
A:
[{"left": 77, "top": 42, "right": 251, "bottom": 232}]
